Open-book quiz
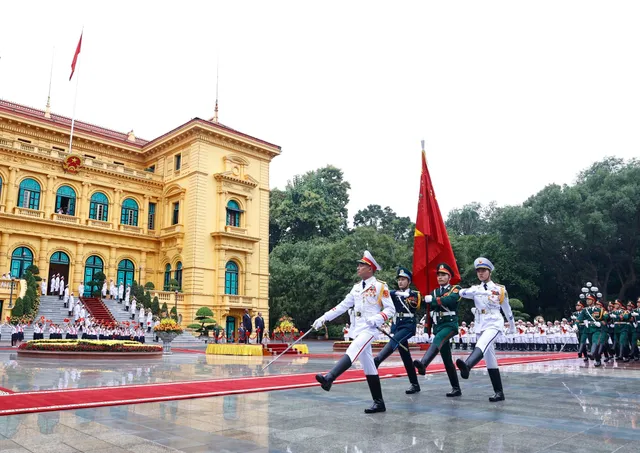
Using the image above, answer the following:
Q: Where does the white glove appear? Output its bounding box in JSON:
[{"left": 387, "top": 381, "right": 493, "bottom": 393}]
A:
[
  {"left": 570, "top": 315, "right": 577, "bottom": 320},
  {"left": 312, "top": 316, "right": 326, "bottom": 330},
  {"left": 584, "top": 320, "right": 590, "bottom": 327},
  {"left": 423, "top": 295, "right": 433, "bottom": 304},
  {"left": 471, "top": 307, "right": 477, "bottom": 315},
  {"left": 610, "top": 314, "right": 617, "bottom": 320},
  {"left": 594, "top": 321, "right": 601, "bottom": 327},
  {"left": 365, "top": 316, "right": 381, "bottom": 328}
]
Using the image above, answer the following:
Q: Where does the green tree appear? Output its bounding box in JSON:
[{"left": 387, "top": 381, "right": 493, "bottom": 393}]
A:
[
  {"left": 144, "top": 282, "right": 155, "bottom": 290},
  {"left": 353, "top": 205, "right": 414, "bottom": 243},
  {"left": 187, "top": 307, "right": 217, "bottom": 338},
  {"left": 151, "top": 296, "right": 160, "bottom": 316},
  {"left": 11, "top": 297, "right": 24, "bottom": 318},
  {"left": 269, "top": 166, "right": 351, "bottom": 249}
]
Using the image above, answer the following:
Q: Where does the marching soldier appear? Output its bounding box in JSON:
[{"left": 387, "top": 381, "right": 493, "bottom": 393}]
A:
[
  {"left": 313, "top": 251, "right": 395, "bottom": 413},
  {"left": 609, "top": 299, "right": 630, "bottom": 361},
  {"left": 373, "top": 267, "right": 422, "bottom": 394},
  {"left": 632, "top": 299, "right": 640, "bottom": 361},
  {"left": 578, "top": 295, "right": 605, "bottom": 364},
  {"left": 412, "top": 262, "right": 462, "bottom": 397},
  {"left": 456, "top": 257, "right": 516, "bottom": 402}
]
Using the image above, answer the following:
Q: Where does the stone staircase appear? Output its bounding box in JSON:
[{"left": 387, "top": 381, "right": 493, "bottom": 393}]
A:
[
  {"left": 101, "top": 297, "right": 139, "bottom": 324},
  {"left": 0, "top": 295, "right": 69, "bottom": 342}
]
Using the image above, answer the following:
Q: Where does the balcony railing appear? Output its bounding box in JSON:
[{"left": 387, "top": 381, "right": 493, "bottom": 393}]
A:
[
  {"left": 119, "top": 224, "right": 142, "bottom": 234},
  {"left": 154, "top": 291, "right": 184, "bottom": 303},
  {"left": 13, "top": 206, "right": 44, "bottom": 219},
  {"left": 52, "top": 213, "right": 80, "bottom": 224},
  {"left": 87, "top": 219, "right": 113, "bottom": 229},
  {"left": 224, "top": 225, "right": 247, "bottom": 235},
  {"left": 0, "top": 139, "right": 163, "bottom": 182},
  {"left": 223, "top": 295, "right": 254, "bottom": 307},
  {"left": 161, "top": 224, "right": 183, "bottom": 235}
]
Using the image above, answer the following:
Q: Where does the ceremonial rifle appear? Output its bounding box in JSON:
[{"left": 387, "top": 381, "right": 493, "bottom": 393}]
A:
[{"left": 261, "top": 328, "right": 314, "bottom": 371}]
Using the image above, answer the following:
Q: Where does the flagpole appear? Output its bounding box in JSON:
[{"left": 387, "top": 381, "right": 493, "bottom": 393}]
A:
[
  {"left": 45, "top": 47, "right": 55, "bottom": 118},
  {"left": 68, "top": 28, "right": 83, "bottom": 154}
]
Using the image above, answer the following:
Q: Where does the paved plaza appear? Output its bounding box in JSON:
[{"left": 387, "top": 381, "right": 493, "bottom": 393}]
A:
[{"left": 0, "top": 342, "right": 639, "bottom": 453}]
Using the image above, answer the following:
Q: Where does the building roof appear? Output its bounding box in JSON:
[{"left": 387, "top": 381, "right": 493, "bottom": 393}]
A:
[{"left": 0, "top": 99, "right": 281, "bottom": 151}]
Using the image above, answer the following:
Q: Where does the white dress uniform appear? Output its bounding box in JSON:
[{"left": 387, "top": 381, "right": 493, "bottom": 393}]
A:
[
  {"left": 319, "top": 275, "right": 394, "bottom": 375},
  {"left": 78, "top": 283, "right": 85, "bottom": 297},
  {"left": 50, "top": 277, "right": 56, "bottom": 294},
  {"left": 102, "top": 282, "right": 108, "bottom": 298},
  {"left": 459, "top": 261, "right": 515, "bottom": 370},
  {"left": 41, "top": 279, "right": 47, "bottom": 296}
]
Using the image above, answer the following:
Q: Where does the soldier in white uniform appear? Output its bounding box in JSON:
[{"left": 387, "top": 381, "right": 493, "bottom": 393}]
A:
[
  {"left": 41, "top": 278, "right": 47, "bottom": 296},
  {"left": 78, "top": 282, "right": 85, "bottom": 298},
  {"left": 313, "top": 251, "right": 395, "bottom": 413},
  {"left": 456, "top": 257, "right": 515, "bottom": 402}
]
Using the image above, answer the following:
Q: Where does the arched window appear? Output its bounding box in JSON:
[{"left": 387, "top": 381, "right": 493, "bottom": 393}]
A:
[
  {"left": 84, "top": 255, "right": 104, "bottom": 296},
  {"left": 10, "top": 247, "right": 33, "bottom": 278},
  {"left": 120, "top": 198, "right": 139, "bottom": 226},
  {"left": 226, "top": 200, "right": 242, "bottom": 227},
  {"left": 89, "top": 192, "right": 109, "bottom": 221},
  {"left": 50, "top": 251, "right": 70, "bottom": 265},
  {"left": 117, "top": 259, "right": 135, "bottom": 288},
  {"left": 174, "top": 262, "right": 183, "bottom": 290},
  {"left": 225, "top": 261, "right": 239, "bottom": 295},
  {"left": 18, "top": 178, "right": 41, "bottom": 210},
  {"left": 163, "top": 263, "right": 172, "bottom": 291},
  {"left": 55, "top": 185, "right": 77, "bottom": 215}
]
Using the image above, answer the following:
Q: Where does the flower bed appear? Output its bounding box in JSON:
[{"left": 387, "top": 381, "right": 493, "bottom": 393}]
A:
[{"left": 19, "top": 339, "right": 162, "bottom": 353}]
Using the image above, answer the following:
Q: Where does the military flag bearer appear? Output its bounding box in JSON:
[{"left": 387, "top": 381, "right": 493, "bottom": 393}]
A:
[{"left": 411, "top": 263, "right": 462, "bottom": 397}]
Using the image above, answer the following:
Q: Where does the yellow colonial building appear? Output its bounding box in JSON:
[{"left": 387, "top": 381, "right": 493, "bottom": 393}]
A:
[{"left": 0, "top": 100, "right": 279, "bottom": 338}]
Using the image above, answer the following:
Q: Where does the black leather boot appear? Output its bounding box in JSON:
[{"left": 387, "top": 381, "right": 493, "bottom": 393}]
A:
[
  {"left": 456, "top": 347, "right": 483, "bottom": 379},
  {"left": 444, "top": 360, "right": 462, "bottom": 397},
  {"left": 315, "top": 355, "right": 352, "bottom": 391},
  {"left": 413, "top": 344, "right": 440, "bottom": 376},
  {"left": 364, "top": 375, "right": 386, "bottom": 413},
  {"left": 488, "top": 368, "right": 505, "bottom": 402},
  {"left": 405, "top": 383, "right": 421, "bottom": 394}
]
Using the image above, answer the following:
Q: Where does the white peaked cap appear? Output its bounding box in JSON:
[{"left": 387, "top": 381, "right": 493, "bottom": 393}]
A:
[{"left": 357, "top": 250, "right": 382, "bottom": 272}]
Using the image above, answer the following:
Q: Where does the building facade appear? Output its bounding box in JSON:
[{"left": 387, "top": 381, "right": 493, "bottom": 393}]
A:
[{"left": 0, "top": 100, "right": 280, "bottom": 338}]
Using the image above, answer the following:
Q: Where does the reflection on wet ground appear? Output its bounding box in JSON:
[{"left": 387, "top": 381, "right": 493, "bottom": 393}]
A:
[{"left": 0, "top": 342, "right": 639, "bottom": 452}]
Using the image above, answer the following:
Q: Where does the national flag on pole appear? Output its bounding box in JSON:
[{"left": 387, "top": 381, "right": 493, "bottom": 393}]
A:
[
  {"left": 412, "top": 150, "right": 461, "bottom": 332},
  {"left": 69, "top": 32, "right": 83, "bottom": 81}
]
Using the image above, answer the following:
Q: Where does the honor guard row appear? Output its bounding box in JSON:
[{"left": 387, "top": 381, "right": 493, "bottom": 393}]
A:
[{"left": 313, "top": 252, "right": 516, "bottom": 413}]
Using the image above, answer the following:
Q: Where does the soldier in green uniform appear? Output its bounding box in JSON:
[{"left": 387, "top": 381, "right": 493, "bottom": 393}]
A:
[
  {"left": 609, "top": 299, "right": 631, "bottom": 362},
  {"left": 603, "top": 301, "right": 615, "bottom": 363},
  {"left": 412, "top": 262, "right": 462, "bottom": 397},
  {"left": 592, "top": 300, "right": 609, "bottom": 367},
  {"left": 577, "top": 295, "right": 597, "bottom": 362},
  {"left": 578, "top": 294, "right": 605, "bottom": 364},
  {"left": 571, "top": 301, "right": 585, "bottom": 358},
  {"left": 632, "top": 299, "right": 640, "bottom": 361}
]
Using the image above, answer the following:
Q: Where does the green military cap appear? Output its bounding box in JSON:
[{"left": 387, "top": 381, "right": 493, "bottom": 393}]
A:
[{"left": 436, "top": 263, "right": 454, "bottom": 277}]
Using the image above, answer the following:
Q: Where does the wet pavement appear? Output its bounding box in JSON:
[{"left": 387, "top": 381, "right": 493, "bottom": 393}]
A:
[{"left": 0, "top": 341, "right": 638, "bottom": 452}]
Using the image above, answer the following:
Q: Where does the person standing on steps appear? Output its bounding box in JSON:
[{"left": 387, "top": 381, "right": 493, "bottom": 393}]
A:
[
  {"left": 412, "top": 263, "right": 463, "bottom": 398},
  {"left": 313, "top": 251, "right": 395, "bottom": 413},
  {"left": 456, "top": 257, "right": 515, "bottom": 402},
  {"left": 372, "top": 267, "right": 422, "bottom": 395}
]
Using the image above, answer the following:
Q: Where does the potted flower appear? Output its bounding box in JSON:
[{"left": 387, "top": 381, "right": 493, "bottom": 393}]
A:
[{"left": 153, "top": 318, "right": 184, "bottom": 354}]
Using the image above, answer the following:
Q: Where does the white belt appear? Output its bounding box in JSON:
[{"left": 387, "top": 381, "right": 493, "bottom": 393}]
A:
[
  {"left": 396, "top": 313, "right": 414, "bottom": 318},
  {"left": 479, "top": 308, "right": 499, "bottom": 315},
  {"left": 436, "top": 311, "right": 456, "bottom": 316}
]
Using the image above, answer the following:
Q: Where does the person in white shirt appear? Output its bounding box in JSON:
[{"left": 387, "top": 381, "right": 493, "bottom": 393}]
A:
[
  {"left": 41, "top": 278, "right": 47, "bottom": 296},
  {"left": 456, "top": 258, "right": 515, "bottom": 402},
  {"left": 109, "top": 280, "right": 116, "bottom": 300},
  {"left": 124, "top": 285, "right": 131, "bottom": 310},
  {"left": 68, "top": 292, "right": 75, "bottom": 316},
  {"left": 146, "top": 309, "right": 153, "bottom": 332},
  {"left": 139, "top": 305, "right": 145, "bottom": 328},
  {"left": 63, "top": 285, "right": 70, "bottom": 307},
  {"left": 54, "top": 274, "right": 60, "bottom": 294},
  {"left": 313, "top": 251, "right": 394, "bottom": 414},
  {"left": 118, "top": 282, "right": 125, "bottom": 303},
  {"left": 50, "top": 276, "right": 56, "bottom": 294},
  {"left": 57, "top": 277, "right": 64, "bottom": 300},
  {"left": 78, "top": 282, "right": 85, "bottom": 298},
  {"left": 102, "top": 281, "right": 107, "bottom": 298}
]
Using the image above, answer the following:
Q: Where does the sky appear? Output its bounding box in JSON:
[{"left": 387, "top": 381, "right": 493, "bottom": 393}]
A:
[{"left": 1, "top": 1, "right": 640, "bottom": 222}]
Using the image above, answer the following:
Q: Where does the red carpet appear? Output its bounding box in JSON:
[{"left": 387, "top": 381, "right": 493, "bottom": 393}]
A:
[
  {"left": 0, "top": 353, "right": 574, "bottom": 415},
  {"left": 80, "top": 297, "right": 117, "bottom": 325}
]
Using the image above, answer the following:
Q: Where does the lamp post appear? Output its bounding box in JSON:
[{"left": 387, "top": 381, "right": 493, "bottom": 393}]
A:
[
  {"left": 8, "top": 278, "right": 15, "bottom": 309},
  {"left": 174, "top": 290, "right": 178, "bottom": 321}
]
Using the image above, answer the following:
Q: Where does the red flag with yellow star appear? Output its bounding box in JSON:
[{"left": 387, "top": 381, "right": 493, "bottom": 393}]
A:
[{"left": 412, "top": 150, "right": 460, "bottom": 331}]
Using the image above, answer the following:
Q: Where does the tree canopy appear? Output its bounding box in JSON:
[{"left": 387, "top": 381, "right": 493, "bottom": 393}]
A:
[{"left": 268, "top": 157, "right": 640, "bottom": 328}]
